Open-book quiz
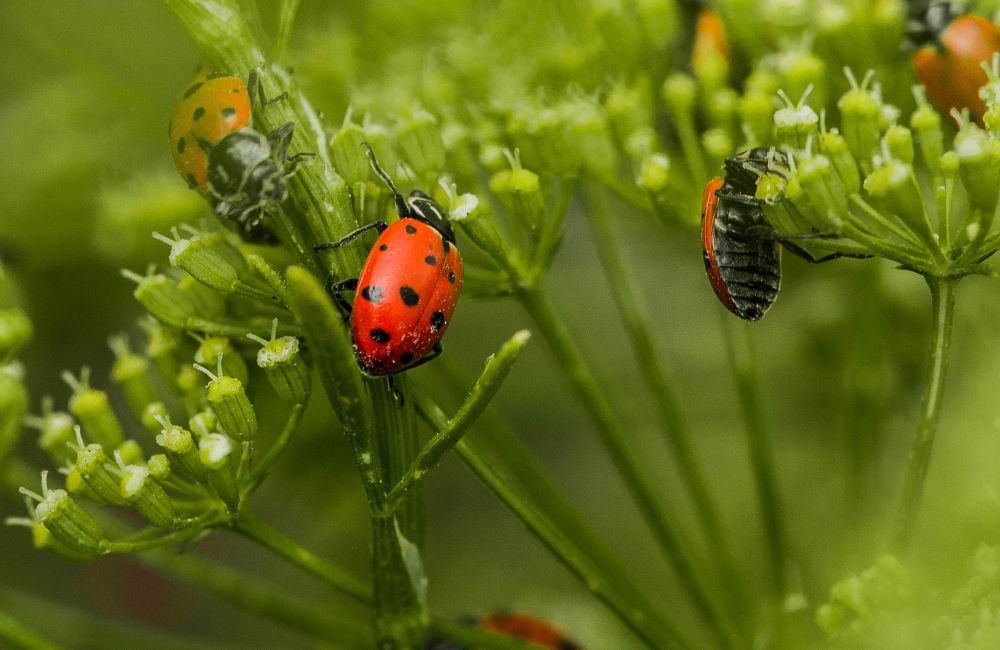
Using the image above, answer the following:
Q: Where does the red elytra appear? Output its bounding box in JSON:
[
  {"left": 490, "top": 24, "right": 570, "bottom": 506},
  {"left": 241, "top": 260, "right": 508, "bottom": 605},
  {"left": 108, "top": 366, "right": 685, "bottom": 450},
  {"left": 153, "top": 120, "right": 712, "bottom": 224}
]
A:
[
  {"left": 351, "top": 214, "right": 463, "bottom": 376},
  {"left": 169, "top": 72, "right": 252, "bottom": 193},
  {"left": 700, "top": 176, "right": 739, "bottom": 315},
  {"left": 911, "top": 13, "right": 1000, "bottom": 122},
  {"left": 480, "top": 612, "right": 581, "bottom": 650}
]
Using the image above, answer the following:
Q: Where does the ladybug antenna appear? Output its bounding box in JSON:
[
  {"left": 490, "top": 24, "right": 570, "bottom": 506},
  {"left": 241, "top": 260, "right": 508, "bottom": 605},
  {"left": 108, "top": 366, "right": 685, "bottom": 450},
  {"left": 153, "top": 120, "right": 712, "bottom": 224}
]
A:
[{"left": 362, "top": 142, "right": 408, "bottom": 217}]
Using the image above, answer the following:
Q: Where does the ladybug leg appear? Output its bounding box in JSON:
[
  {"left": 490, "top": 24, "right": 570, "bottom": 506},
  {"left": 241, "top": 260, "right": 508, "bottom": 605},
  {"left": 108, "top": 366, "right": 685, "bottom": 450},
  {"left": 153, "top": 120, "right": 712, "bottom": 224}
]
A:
[
  {"left": 247, "top": 69, "right": 289, "bottom": 109},
  {"left": 778, "top": 237, "right": 872, "bottom": 263},
  {"left": 325, "top": 278, "right": 358, "bottom": 317},
  {"left": 387, "top": 375, "right": 405, "bottom": 405},
  {"left": 266, "top": 122, "right": 295, "bottom": 166},
  {"left": 313, "top": 221, "right": 389, "bottom": 251},
  {"left": 400, "top": 342, "right": 444, "bottom": 371}
]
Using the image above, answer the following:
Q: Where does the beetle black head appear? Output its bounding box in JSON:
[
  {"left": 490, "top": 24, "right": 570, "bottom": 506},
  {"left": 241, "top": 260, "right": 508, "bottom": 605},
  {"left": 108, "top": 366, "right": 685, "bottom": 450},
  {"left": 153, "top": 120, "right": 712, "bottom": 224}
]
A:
[
  {"left": 723, "top": 147, "right": 789, "bottom": 195},
  {"left": 362, "top": 142, "right": 457, "bottom": 245},
  {"left": 905, "top": 0, "right": 961, "bottom": 49}
]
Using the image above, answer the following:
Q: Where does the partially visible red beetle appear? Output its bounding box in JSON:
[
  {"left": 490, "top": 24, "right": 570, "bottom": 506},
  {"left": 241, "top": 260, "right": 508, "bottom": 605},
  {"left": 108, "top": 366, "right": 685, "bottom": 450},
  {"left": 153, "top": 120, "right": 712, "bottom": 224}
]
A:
[
  {"left": 908, "top": 1, "right": 1000, "bottom": 122},
  {"left": 315, "top": 144, "right": 463, "bottom": 376},
  {"left": 423, "top": 611, "right": 582, "bottom": 649}
]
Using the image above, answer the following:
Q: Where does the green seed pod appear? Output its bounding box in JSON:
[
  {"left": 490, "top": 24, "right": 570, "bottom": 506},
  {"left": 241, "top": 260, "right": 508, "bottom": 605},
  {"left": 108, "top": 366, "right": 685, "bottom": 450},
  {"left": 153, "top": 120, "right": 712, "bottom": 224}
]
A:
[
  {"left": 0, "top": 307, "right": 31, "bottom": 364},
  {"left": 661, "top": 73, "right": 697, "bottom": 121},
  {"left": 490, "top": 166, "right": 546, "bottom": 233},
  {"left": 109, "top": 336, "right": 157, "bottom": 418},
  {"left": 117, "top": 439, "right": 144, "bottom": 466},
  {"left": 605, "top": 80, "right": 653, "bottom": 142},
  {"left": 910, "top": 86, "right": 944, "bottom": 174},
  {"left": 143, "top": 319, "right": 181, "bottom": 387},
  {"left": 740, "top": 91, "right": 775, "bottom": 146},
  {"left": 147, "top": 453, "right": 171, "bottom": 481},
  {"left": 194, "top": 338, "right": 249, "bottom": 387},
  {"left": 155, "top": 417, "right": 204, "bottom": 479},
  {"left": 175, "top": 365, "right": 204, "bottom": 415},
  {"left": 704, "top": 87, "right": 739, "bottom": 134},
  {"left": 817, "top": 131, "right": 861, "bottom": 194},
  {"left": 884, "top": 125, "right": 914, "bottom": 166},
  {"left": 248, "top": 324, "right": 311, "bottom": 404},
  {"left": 24, "top": 471, "right": 105, "bottom": 556},
  {"left": 565, "top": 98, "right": 618, "bottom": 180},
  {"left": 189, "top": 410, "right": 217, "bottom": 439},
  {"left": 199, "top": 433, "right": 239, "bottom": 510},
  {"left": 176, "top": 274, "right": 225, "bottom": 318},
  {"left": 122, "top": 269, "right": 197, "bottom": 328},
  {"left": 195, "top": 364, "right": 257, "bottom": 441},
  {"left": 120, "top": 462, "right": 175, "bottom": 529},
  {"left": 795, "top": 155, "right": 850, "bottom": 232},
  {"left": 153, "top": 228, "right": 249, "bottom": 295},
  {"left": 74, "top": 441, "right": 127, "bottom": 506},
  {"left": 774, "top": 88, "right": 819, "bottom": 150},
  {"left": 0, "top": 365, "right": 27, "bottom": 469},
  {"left": 838, "top": 70, "right": 882, "bottom": 168},
  {"left": 954, "top": 125, "right": 1000, "bottom": 214},
  {"left": 508, "top": 104, "right": 579, "bottom": 176},
  {"left": 63, "top": 369, "right": 123, "bottom": 450},
  {"left": 30, "top": 520, "right": 98, "bottom": 562},
  {"left": 397, "top": 108, "right": 445, "bottom": 177},
  {"left": 330, "top": 117, "right": 371, "bottom": 185},
  {"left": 141, "top": 401, "right": 170, "bottom": 434},
  {"left": 863, "top": 160, "right": 935, "bottom": 245},
  {"left": 637, "top": 153, "right": 670, "bottom": 193},
  {"left": 29, "top": 404, "right": 76, "bottom": 465}
]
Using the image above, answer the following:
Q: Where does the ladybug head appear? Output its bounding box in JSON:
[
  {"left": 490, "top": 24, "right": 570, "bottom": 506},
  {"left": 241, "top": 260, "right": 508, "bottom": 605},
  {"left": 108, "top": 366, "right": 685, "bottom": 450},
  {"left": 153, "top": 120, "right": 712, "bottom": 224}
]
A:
[
  {"left": 905, "top": 0, "right": 962, "bottom": 49},
  {"left": 362, "top": 142, "right": 457, "bottom": 245}
]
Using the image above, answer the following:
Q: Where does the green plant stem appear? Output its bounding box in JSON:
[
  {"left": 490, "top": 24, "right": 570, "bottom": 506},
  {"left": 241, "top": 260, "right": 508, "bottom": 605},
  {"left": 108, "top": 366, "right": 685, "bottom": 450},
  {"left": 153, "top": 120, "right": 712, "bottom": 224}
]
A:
[
  {"left": 412, "top": 391, "right": 688, "bottom": 649},
  {"left": 383, "top": 330, "right": 531, "bottom": 511},
  {"left": 582, "top": 182, "right": 747, "bottom": 627},
  {"left": 515, "top": 287, "right": 730, "bottom": 644},
  {"left": 723, "top": 317, "right": 787, "bottom": 599},
  {"left": 891, "top": 276, "right": 958, "bottom": 552},
  {"left": 0, "top": 608, "right": 58, "bottom": 650},
  {"left": 250, "top": 401, "right": 307, "bottom": 485},
  {"left": 231, "top": 510, "right": 372, "bottom": 604},
  {"left": 137, "top": 547, "right": 373, "bottom": 646}
]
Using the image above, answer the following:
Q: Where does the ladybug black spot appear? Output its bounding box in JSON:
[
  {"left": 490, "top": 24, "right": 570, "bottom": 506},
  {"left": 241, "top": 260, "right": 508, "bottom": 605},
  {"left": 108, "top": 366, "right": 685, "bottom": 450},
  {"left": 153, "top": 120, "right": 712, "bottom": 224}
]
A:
[
  {"left": 231, "top": 87, "right": 241, "bottom": 93},
  {"left": 183, "top": 82, "right": 204, "bottom": 98},
  {"left": 443, "top": 239, "right": 451, "bottom": 253},
  {"left": 196, "top": 137, "right": 213, "bottom": 153},
  {"left": 400, "top": 286, "right": 419, "bottom": 306},
  {"left": 360, "top": 285, "right": 383, "bottom": 303},
  {"left": 424, "top": 254, "right": 437, "bottom": 266},
  {"left": 193, "top": 106, "right": 206, "bottom": 121},
  {"left": 177, "top": 137, "right": 186, "bottom": 154},
  {"left": 379, "top": 244, "right": 388, "bottom": 251},
  {"left": 221, "top": 106, "right": 236, "bottom": 119},
  {"left": 447, "top": 271, "right": 456, "bottom": 284},
  {"left": 405, "top": 224, "right": 417, "bottom": 235},
  {"left": 400, "top": 352, "right": 414, "bottom": 365},
  {"left": 430, "top": 311, "right": 445, "bottom": 332},
  {"left": 370, "top": 328, "right": 391, "bottom": 344}
]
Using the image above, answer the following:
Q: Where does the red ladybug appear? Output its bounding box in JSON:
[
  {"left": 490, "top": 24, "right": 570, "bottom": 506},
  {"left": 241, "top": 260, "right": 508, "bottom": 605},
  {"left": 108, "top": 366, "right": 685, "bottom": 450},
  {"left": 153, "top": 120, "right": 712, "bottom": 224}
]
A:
[
  {"left": 423, "top": 612, "right": 582, "bottom": 649},
  {"left": 909, "top": 1, "right": 1000, "bottom": 122},
  {"left": 316, "top": 144, "right": 463, "bottom": 376}
]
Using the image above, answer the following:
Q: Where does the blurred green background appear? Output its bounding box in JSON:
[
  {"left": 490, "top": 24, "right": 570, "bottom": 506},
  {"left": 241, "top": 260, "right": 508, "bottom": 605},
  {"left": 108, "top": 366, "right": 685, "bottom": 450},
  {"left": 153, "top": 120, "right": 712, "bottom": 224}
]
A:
[{"left": 4, "top": 1, "right": 1000, "bottom": 648}]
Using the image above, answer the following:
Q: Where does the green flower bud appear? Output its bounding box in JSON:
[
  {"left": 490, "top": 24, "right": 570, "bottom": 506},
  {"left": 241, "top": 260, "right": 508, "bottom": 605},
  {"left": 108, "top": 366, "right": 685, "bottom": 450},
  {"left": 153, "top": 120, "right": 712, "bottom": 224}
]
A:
[
  {"left": 119, "top": 458, "right": 175, "bottom": 529},
  {"left": 175, "top": 364, "right": 204, "bottom": 414},
  {"left": 109, "top": 336, "right": 157, "bottom": 418},
  {"left": 247, "top": 321, "right": 311, "bottom": 404},
  {"left": 838, "top": 69, "right": 882, "bottom": 168},
  {"left": 740, "top": 91, "right": 775, "bottom": 146},
  {"left": 955, "top": 124, "right": 1000, "bottom": 214},
  {"left": 661, "top": 73, "right": 697, "bottom": 121},
  {"left": 27, "top": 400, "right": 76, "bottom": 465},
  {"left": 155, "top": 416, "right": 203, "bottom": 479},
  {"left": 72, "top": 434, "right": 126, "bottom": 506},
  {"left": 194, "top": 362, "right": 257, "bottom": 441},
  {"left": 21, "top": 471, "right": 105, "bottom": 556},
  {"left": 701, "top": 128, "right": 732, "bottom": 174},
  {"left": 565, "top": 97, "right": 618, "bottom": 179},
  {"left": 63, "top": 368, "right": 123, "bottom": 449},
  {"left": 817, "top": 131, "right": 861, "bottom": 194},
  {"left": 189, "top": 410, "right": 217, "bottom": 438},
  {"left": 176, "top": 274, "right": 225, "bottom": 318},
  {"left": 193, "top": 337, "right": 249, "bottom": 387},
  {"left": 0, "top": 307, "right": 31, "bottom": 364},
  {"left": 153, "top": 227, "right": 249, "bottom": 295},
  {"left": 490, "top": 159, "right": 546, "bottom": 233},
  {"left": 330, "top": 113, "right": 370, "bottom": 185},
  {"left": 884, "top": 125, "right": 914, "bottom": 166},
  {"left": 28, "top": 519, "right": 97, "bottom": 562},
  {"left": 795, "top": 155, "right": 850, "bottom": 232},
  {"left": 605, "top": 80, "right": 653, "bottom": 142},
  {"left": 141, "top": 401, "right": 170, "bottom": 434},
  {"left": 121, "top": 269, "right": 197, "bottom": 328},
  {"left": 507, "top": 105, "right": 579, "bottom": 175},
  {"left": 863, "top": 160, "right": 935, "bottom": 246},
  {"left": 637, "top": 153, "right": 670, "bottom": 192},
  {"left": 704, "top": 87, "right": 739, "bottom": 134},
  {"left": 397, "top": 107, "right": 445, "bottom": 177},
  {"left": 774, "top": 87, "right": 819, "bottom": 150},
  {"left": 142, "top": 318, "right": 180, "bottom": 387},
  {"left": 117, "top": 439, "right": 144, "bottom": 466},
  {"left": 910, "top": 86, "right": 944, "bottom": 174},
  {"left": 199, "top": 433, "right": 239, "bottom": 510},
  {"left": 0, "top": 364, "right": 27, "bottom": 468},
  {"left": 147, "top": 453, "right": 171, "bottom": 481}
]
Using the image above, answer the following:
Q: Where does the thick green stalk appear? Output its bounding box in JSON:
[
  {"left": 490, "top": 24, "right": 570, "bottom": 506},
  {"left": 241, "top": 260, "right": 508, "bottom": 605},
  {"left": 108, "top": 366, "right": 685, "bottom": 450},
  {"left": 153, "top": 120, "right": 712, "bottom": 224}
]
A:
[
  {"left": 410, "top": 394, "right": 688, "bottom": 648},
  {"left": 517, "top": 286, "right": 730, "bottom": 642},
  {"left": 723, "top": 318, "right": 787, "bottom": 598},
  {"left": 891, "top": 277, "right": 958, "bottom": 551},
  {"left": 231, "top": 510, "right": 372, "bottom": 605},
  {"left": 582, "top": 182, "right": 747, "bottom": 624},
  {"left": 0, "top": 608, "right": 57, "bottom": 650}
]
